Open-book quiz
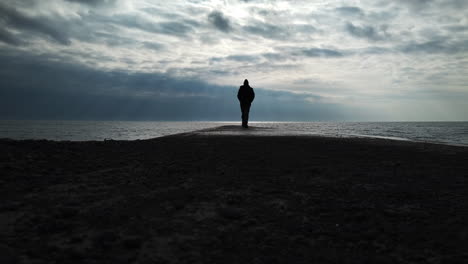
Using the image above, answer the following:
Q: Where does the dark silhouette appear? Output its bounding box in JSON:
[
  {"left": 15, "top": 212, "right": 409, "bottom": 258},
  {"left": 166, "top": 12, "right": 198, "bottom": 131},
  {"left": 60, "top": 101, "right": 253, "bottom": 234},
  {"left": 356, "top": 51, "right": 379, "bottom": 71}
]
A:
[{"left": 237, "top": 79, "right": 255, "bottom": 128}]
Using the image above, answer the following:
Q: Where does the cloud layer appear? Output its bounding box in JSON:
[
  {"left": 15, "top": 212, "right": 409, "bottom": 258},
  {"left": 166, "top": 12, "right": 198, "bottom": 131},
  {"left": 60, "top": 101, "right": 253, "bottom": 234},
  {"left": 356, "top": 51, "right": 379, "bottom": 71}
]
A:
[{"left": 0, "top": 0, "right": 467, "bottom": 120}]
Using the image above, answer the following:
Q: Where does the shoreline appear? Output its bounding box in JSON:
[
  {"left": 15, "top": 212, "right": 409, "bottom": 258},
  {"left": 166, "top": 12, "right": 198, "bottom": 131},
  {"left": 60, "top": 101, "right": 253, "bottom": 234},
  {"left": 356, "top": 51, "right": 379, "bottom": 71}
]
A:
[
  {"left": 2, "top": 126, "right": 468, "bottom": 263},
  {"left": 1, "top": 122, "right": 468, "bottom": 147},
  {"left": 2, "top": 126, "right": 468, "bottom": 149}
]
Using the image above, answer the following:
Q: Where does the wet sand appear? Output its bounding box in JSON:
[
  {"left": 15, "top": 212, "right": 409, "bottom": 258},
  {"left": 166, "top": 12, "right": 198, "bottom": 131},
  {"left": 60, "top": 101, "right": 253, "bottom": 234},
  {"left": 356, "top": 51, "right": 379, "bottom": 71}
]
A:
[{"left": 1, "top": 126, "right": 468, "bottom": 263}]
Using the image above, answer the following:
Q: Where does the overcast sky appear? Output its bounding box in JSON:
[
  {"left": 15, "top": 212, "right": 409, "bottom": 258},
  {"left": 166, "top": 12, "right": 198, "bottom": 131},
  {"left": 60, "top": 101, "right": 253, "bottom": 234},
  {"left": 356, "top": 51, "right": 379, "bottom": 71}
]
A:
[{"left": 1, "top": 0, "right": 467, "bottom": 121}]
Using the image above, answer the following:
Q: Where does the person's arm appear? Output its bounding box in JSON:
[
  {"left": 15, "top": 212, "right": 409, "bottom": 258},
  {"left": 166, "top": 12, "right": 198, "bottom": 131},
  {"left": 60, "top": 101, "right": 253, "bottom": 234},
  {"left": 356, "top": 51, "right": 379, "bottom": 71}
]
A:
[
  {"left": 250, "top": 88, "right": 255, "bottom": 103},
  {"left": 237, "top": 87, "right": 241, "bottom": 101}
]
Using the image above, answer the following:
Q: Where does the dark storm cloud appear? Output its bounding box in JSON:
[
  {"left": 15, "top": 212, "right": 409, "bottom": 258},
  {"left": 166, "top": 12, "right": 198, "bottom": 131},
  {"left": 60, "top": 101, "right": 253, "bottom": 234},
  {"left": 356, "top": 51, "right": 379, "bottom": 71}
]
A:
[
  {"left": 300, "top": 48, "right": 343, "bottom": 58},
  {"left": 226, "top": 54, "right": 260, "bottom": 62},
  {"left": 143, "top": 42, "right": 164, "bottom": 51},
  {"left": 444, "top": 0, "right": 468, "bottom": 8},
  {"left": 400, "top": 40, "right": 445, "bottom": 53},
  {"left": 399, "top": 39, "right": 468, "bottom": 54},
  {"left": 360, "top": 46, "right": 391, "bottom": 55},
  {"left": 0, "top": 51, "right": 353, "bottom": 121},
  {"left": 64, "top": 0, "right": 117, "bottom": 6},
  {"left": 345, "top": 22, "right": 389, "bottom": 41},
  {"left": 0, "top": 28, "right": 22, "bottom": 45},
  {"left": 444, "top": 25, "right": 468, "bottom": 32},
  {"left": 393, "top": 0, "right": 468, "bottom": 11},
  {"left": 393, "top": 0, "right": 434, "bottom": 10},
  {"left": 210, "top": 54, "right": 263, "bottom": 63},
  {"left": 354, "top": 38, "right": 468, "bottom": 56},
  {"left": 335, "top": 6, "right": 364, "bottom": 16},
  {"left": 275, "top": 47, "right": 345, "bottom": 58},
  {"left": 0, "top": 52, "right": 232, "bottom": 120},
  {"left": 0, "top": 4, "right": 70, "bottom": 45},
  {"left": 208, "top": 11, "right": 232, "bottom": 33},
  {"left": 262, "top": 52, "right": 288, "bottom": 61}
]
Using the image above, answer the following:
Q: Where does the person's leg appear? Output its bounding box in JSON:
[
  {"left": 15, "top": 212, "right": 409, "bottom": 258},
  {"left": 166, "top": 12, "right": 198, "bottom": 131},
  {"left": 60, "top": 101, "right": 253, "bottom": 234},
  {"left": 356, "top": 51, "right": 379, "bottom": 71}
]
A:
[
  {"left": 240, "top": 103, "right": 247, "bottom": 127},
  {"left": 244, "top": 103, "right": 251, "bottom": 127}
]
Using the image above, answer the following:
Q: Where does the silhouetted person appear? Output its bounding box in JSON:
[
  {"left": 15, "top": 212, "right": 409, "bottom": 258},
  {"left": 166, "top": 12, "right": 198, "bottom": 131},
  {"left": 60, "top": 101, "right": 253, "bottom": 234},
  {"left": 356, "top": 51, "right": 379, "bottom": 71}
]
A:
[{"left": 237, "top": 79, "right": 255, "bottom": 128}]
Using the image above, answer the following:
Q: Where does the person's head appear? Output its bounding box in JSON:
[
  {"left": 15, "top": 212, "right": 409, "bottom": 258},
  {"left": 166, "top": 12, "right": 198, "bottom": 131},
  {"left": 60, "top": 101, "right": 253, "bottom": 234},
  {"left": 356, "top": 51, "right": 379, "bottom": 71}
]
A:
[{"left": 244, "top": 79, "right": 249, "bottom": 86}]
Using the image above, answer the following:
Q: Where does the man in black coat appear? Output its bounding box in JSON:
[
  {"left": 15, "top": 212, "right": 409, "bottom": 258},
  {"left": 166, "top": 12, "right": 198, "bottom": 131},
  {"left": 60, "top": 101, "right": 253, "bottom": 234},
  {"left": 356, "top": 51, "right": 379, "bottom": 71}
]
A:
[{"left": 237, "top": 79, "right": 255, "bottom": 128}]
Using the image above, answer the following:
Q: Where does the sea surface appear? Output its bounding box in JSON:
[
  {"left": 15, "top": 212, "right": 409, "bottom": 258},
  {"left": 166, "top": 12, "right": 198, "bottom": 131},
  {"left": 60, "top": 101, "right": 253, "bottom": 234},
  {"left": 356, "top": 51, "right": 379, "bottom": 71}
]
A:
[{"left": 1, "top": 120, "right": 467, "bottom": 146}]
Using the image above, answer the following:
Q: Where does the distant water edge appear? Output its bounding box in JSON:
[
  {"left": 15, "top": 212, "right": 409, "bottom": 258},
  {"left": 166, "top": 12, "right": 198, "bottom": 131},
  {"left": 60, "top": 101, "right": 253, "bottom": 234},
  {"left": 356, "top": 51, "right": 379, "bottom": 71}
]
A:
[{"left": 1, "top": 120, "right": 468, "bottom": 146}]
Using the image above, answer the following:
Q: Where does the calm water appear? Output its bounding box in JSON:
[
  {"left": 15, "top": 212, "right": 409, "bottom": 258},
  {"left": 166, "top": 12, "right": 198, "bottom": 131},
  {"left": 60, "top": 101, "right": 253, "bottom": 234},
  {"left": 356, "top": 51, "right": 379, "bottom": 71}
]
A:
[{"left": 0, "top": 120, "right": 467, "bottom": 146}]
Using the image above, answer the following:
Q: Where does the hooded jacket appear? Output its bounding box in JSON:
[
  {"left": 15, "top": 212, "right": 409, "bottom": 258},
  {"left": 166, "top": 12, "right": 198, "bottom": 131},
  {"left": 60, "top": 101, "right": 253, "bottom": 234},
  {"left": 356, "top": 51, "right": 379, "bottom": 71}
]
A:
[{"left": 237, "top": 84, "right": 255, "bottom": 104}]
